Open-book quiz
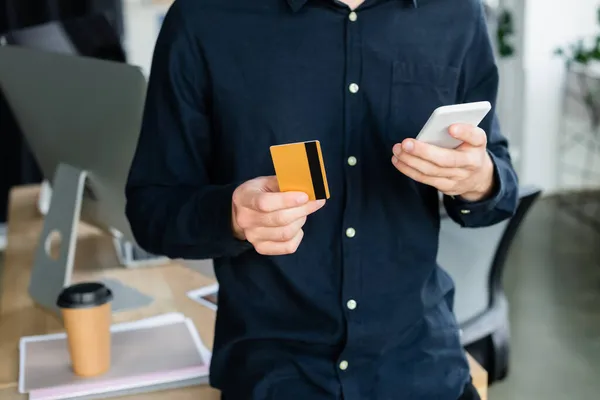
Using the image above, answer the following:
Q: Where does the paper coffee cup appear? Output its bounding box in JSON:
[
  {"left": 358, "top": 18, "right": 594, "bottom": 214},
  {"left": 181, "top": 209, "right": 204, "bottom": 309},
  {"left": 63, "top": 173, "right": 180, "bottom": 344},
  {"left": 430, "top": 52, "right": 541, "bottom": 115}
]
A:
[{"left": 57, "top": 282, "right": 114, "bottom": 377}]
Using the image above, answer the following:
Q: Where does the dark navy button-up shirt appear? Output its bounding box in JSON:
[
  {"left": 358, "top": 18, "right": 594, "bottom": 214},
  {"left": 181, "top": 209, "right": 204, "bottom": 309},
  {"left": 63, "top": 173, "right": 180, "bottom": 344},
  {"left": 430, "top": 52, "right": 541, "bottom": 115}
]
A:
[{"left": 125, "top": 0, "right": 519, "bottom": 398}]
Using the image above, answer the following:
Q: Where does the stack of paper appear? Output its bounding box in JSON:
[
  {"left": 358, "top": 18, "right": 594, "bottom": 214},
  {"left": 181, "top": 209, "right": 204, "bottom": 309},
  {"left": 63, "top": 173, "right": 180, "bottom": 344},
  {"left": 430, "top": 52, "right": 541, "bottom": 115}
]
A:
[{"left": 19, "top": 313, "right": 211, "bottom": 400}]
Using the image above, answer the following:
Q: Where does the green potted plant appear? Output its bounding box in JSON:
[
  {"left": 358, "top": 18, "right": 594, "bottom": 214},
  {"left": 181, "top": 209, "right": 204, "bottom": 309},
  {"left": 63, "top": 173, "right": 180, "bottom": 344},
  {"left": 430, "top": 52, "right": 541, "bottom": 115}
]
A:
[
  {"left": 555, "top": 7, "right": 600, "bottom": 66},
  {"left": 555, "top": 7, "right": 600, "bottom": 127},
  {"left": 497, "top": 9, "right": 516, "bottom": 58}
]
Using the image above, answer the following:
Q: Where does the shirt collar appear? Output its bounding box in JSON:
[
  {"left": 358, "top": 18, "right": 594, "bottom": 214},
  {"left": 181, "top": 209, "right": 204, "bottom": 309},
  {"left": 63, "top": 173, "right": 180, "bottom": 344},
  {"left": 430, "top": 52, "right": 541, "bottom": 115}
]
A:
[{"left": 286, "top": 0, "right": 418, "bottom": 12}]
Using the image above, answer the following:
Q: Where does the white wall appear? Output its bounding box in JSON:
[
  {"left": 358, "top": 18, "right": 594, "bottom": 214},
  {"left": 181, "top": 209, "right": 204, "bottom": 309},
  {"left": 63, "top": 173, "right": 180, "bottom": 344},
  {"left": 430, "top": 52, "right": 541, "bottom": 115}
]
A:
[
  {"left": 519, "top": 0, "right": 599, "bottom": 193},
  {"left": 122, "top": 0, "right": 170, "bottom": 77},
  {"left": 491, "top": 0, "right": 526, "bottom": 177}
]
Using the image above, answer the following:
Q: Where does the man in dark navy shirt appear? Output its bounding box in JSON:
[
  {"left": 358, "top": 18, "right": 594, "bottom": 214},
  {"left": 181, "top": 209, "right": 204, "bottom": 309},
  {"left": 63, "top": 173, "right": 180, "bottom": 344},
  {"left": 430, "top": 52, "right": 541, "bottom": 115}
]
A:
[{"left": 126, "top": 0, "right": 519, "bottom": 398}]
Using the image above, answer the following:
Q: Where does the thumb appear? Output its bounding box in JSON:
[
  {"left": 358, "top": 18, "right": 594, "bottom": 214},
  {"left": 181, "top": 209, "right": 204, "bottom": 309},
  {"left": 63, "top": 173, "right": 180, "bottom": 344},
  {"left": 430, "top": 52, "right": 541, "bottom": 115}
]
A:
[
  {"left": 448, "top": 124, "right": 487, "bottom": 147},
  {"left": 245, "top": 176, "right": 310, "bottom": 212}
]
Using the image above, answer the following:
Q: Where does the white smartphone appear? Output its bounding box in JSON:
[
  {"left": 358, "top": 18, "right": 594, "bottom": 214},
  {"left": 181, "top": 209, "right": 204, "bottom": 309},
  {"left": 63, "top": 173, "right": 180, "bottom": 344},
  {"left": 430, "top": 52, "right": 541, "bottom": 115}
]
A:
[{"left": 415, "top": 101, "right": 492, "bottom": 149}]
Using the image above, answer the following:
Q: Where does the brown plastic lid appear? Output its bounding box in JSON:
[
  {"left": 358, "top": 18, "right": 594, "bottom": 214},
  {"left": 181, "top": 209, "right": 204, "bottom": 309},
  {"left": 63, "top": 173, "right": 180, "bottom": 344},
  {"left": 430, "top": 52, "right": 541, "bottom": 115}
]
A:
[{"left": 57, "top": 282, "right": 113, "bottom": 309}]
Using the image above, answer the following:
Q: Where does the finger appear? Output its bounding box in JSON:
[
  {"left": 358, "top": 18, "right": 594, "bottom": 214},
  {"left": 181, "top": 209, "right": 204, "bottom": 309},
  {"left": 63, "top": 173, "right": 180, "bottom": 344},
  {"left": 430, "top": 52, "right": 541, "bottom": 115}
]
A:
[
  {"left": 237, "top": 199, "right": 325, "bottom": 230},
  {"left": 395, "top": 139, "right": 471, "bottom": 168},
  {"left": 448, "top": 124, "right": 487, "bottom": 147},
  {"left": 253, "top": 230, "right": 305, "bottom": 256},
  {"left": 248, "top": 191, "right": 310, "bottom": 212},
  {"left": 247, "top": 217, "right": 306, "bottom": 242},
  {"left": 393, "top": 152, "right": 466, "bottom": 179},
  {"left": 261, "top": 199, "right": 326, "bottom": 227},
  {"left": 392, "top": 157, "right": 455, "bottom": 191}
]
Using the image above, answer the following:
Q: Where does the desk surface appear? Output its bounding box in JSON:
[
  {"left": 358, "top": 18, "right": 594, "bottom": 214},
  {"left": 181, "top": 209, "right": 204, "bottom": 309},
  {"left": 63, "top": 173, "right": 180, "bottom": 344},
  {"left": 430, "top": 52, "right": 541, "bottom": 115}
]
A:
[{"left": 0, "top": 185, "right": 486, "bottom": 399}]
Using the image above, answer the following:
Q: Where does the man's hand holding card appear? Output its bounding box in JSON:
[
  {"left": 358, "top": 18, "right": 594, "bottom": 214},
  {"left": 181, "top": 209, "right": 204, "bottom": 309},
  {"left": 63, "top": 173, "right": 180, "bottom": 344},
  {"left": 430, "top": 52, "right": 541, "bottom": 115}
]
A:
[{"left": 231, "top": 140, "right": 330, "bottom": 256}]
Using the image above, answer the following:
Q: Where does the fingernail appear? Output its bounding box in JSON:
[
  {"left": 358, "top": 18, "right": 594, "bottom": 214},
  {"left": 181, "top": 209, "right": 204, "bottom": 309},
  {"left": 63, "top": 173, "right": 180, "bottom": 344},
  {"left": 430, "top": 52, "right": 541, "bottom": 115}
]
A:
[
  {"left": 403, "top": 141, "right": 414, "bottom": 152},
  {"left": 297, "top": 193, "right": 309, "bottom": 204},
  {"left": 392, "top": 156, "right": 398, "bottom": 164},
  {"left": 316, "top": 199, "right": 326, "bottom": 207},
  {"left": 392, "top": 144, "right": 402, "bottom": 155}
]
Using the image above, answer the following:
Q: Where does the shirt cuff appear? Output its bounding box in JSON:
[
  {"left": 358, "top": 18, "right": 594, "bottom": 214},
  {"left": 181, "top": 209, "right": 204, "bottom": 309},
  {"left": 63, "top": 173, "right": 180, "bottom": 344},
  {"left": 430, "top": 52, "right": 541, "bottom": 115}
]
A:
[
  {"left": 203, "top": 181, "right": 255, "bottom": 257},
  {"left": 444, "top": 150, "right": 504, "bottom": 224},
  {"left": 164, "top": 181, "right": 255, "bottom": 260}
]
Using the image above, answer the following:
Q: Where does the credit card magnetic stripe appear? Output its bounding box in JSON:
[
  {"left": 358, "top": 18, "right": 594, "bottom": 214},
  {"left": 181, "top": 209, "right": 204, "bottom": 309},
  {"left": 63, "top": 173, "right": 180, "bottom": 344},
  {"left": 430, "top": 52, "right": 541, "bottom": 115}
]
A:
[{"left": 304, "top": 141, "right": 327, "bottom": 200}]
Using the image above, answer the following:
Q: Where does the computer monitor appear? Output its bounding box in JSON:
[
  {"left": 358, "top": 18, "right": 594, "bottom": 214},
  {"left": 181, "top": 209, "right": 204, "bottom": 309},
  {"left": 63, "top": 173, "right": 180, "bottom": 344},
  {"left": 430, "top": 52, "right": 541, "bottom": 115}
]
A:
[
  {"left": 0, "top": 45, "right": 159, "bottom": 315},
  {"left": 0, "top": 13, "right": 125, "bottom": 235},
  {"left": 1, "top": 14, "right": 152, "bottom": 263}
]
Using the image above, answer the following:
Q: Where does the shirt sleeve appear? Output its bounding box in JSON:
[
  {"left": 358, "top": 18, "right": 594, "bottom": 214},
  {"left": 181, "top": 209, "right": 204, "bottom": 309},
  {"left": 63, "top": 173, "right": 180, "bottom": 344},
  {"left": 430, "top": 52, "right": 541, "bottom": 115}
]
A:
[
  {"left": 443, "top": 1, "right": 519, "bottom": 228},
  {"left": 125, "top": 3, "right": 252, "bottom": 259}
]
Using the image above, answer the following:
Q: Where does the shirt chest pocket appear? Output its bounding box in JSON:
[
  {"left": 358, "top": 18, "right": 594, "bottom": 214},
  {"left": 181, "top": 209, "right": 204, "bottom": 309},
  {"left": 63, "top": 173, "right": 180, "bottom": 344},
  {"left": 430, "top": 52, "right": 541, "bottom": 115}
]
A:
[{"left": 387, "top": 61, "right": 460, "bottom": 143}]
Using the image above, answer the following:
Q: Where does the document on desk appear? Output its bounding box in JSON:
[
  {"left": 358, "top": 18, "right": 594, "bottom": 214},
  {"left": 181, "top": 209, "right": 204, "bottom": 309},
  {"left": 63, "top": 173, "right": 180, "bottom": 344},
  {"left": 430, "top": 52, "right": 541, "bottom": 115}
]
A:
[
  {"left": 19, "top": 313, "right": 211, "bottom": 400},
  {"left": 187, "top": 283, "right": 219, "bottom": 311}
]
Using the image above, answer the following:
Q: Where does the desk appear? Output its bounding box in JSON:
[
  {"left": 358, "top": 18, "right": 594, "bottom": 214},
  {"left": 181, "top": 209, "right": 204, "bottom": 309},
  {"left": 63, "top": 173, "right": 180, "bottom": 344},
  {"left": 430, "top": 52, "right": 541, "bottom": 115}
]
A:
[{"left": 0, "top": 185, "right": 486, "bottom": 399}]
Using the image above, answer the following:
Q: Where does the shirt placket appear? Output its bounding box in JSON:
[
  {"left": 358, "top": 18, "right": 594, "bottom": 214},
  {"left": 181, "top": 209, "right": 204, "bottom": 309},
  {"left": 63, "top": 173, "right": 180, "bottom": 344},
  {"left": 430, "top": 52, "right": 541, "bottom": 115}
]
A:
[{"left": 337, "top": 6, "right": 363, "bottom": 399}]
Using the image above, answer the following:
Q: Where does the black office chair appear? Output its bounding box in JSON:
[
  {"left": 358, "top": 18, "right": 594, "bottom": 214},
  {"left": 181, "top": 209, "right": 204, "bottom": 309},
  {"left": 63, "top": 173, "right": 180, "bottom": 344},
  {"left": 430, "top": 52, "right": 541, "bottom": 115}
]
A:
[{"left": 438, "top": 185, "right": 542, "bottom": 384}]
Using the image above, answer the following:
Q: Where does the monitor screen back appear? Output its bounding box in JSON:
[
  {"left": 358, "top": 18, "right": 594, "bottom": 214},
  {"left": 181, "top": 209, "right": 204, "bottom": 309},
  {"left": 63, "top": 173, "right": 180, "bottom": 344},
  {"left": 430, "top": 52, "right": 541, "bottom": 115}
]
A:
[
  {"left": 5, "top": 13, "right": 126, "bottom": 62},
  {"left": 0, "top": 45, "right": 146, "bottom": 243}
]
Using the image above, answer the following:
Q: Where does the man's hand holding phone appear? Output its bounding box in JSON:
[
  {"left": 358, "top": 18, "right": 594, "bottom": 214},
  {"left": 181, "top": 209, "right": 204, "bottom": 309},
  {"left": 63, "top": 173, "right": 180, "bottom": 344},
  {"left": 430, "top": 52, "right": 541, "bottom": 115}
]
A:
[
  {"left": 232, "top": 176, "right": 326, "bottom": 256},
  {"left": 391, "top": 123, "right": 495, "bottom": 202}
]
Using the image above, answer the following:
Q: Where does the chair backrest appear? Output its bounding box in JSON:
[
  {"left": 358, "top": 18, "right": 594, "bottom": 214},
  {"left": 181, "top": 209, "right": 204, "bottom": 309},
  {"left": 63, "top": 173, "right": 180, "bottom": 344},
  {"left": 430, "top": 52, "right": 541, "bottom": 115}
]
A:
[{"left": 438, "top": 186, "right": 542, "bottom": 325}]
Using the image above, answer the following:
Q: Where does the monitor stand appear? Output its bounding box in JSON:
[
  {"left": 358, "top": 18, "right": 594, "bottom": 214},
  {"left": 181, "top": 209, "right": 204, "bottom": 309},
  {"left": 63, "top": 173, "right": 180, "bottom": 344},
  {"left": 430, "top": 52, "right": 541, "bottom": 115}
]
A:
[
  {"left": 29, "top": 163, "right": 154, "bottom": 317},
  {"left": 38, "top": 180, "right": 169, "bottom": 269}
]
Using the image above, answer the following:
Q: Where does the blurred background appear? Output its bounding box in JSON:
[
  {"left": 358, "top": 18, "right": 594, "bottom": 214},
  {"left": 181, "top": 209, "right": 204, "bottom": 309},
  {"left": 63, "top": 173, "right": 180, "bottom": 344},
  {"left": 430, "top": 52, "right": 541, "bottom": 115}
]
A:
[{"left": 1, "top": 1, "right": 600, "bottom": 399}]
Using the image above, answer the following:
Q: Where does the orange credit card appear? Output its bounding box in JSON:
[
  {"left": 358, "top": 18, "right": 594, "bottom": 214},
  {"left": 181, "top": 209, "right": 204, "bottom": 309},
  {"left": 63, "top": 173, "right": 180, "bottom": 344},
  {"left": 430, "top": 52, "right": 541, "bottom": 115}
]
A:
[{"left": 270, "top": 140, "right": 330, "bottom": 201}]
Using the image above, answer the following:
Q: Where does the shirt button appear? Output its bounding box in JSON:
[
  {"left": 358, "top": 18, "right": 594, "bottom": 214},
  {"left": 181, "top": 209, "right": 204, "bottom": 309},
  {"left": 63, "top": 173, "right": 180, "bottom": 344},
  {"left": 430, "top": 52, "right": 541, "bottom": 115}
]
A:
[
  {"left": 345, "top": 227, "right": 356, "bottom": 238},
  {"left": 349, "top": 11, "right": 358, "bottom": 22},
  {"left": 460, "top": 209, "right": 471, "bottom": 215},
  {"left": 347, "top": 156, "right": 357, "bottom": 166},
  {"left": 349, "top": 83, "right": 359, "bottom": 93},
  {"left": 346, "top": 299, "right": 357, "bottom": 310},
  {"left": 339, "top": 360, "right": 349, "bottom": 371}
]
